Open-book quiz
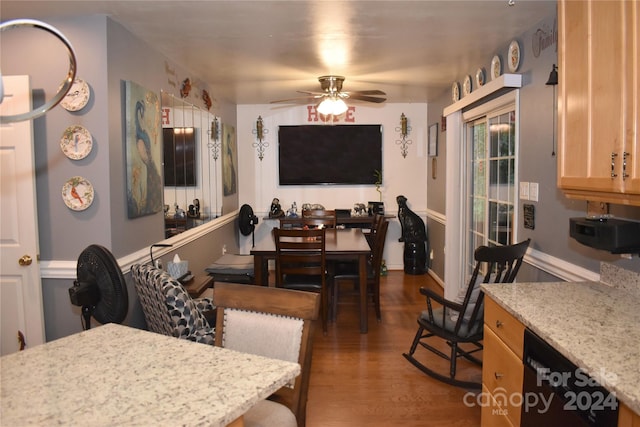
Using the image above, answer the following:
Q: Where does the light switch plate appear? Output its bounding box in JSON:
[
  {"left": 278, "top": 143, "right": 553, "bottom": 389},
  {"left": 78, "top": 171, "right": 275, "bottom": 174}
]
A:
[
  {"left": 520, "top": 182, "right": 530, "bottom": 200},
  {"left": 529, "top": 182, "right": 539, "bottom": 202}
]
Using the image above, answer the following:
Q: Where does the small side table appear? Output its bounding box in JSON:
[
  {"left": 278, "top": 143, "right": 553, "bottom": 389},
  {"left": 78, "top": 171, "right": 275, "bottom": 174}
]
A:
[{"left": 182, "top": 275, "right": 214, "bottom": 298}]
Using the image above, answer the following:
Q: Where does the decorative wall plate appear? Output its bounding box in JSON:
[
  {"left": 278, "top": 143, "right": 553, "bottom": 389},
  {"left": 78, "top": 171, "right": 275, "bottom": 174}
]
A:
[
  {"left": 491, "top": 55, "right": 502, "bottom": 80},
  {"left": 62, "top": 176, "right": 94, "bottom": 211},
  {"left": 60, "top": 125, "right": 93, "bottom": 160},
  {"left": 60, "top": 78, "right": 90, "bottom": 111},
  {"left": 462, "top": 75, "right": 472, "bottom": 96},
  {"left": 475, "top": 68, "right": 485, "bottom": 87},
  {"left": 451, "top": 82, "right": 460, "bottom": 102},
  {"left": 508, "top": 40, "right": 521, "bottom": 72}
]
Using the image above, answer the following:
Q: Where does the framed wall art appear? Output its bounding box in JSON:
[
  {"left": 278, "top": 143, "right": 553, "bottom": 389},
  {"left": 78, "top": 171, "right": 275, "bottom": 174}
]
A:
[
  {"left": 125, "top": 80, "right": 163, "bottom": 218},
  {"left": 428, "top": 123, "right": 439, "bottom": 157},
  {"left": 222, "top": 123, "right": 237, "bottom": 196}
]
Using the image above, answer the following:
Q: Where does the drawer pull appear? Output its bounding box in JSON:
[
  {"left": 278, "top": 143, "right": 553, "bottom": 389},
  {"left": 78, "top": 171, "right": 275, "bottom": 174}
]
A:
[
  {"left": 494, "top": 372, "right": 504, "bottom": 380},
  {"left": 495, "top": 320, "right": 503, "bottom": 328}
]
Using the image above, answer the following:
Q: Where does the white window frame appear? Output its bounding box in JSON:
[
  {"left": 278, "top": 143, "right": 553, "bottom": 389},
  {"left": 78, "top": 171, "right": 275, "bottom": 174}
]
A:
[{"left": 444, "top": 90, "right": 520, "bottom": 299}]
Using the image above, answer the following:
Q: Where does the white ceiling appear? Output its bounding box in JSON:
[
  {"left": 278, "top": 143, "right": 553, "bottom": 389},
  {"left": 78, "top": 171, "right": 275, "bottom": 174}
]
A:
[{"left": 1, "top": 0, "right": 556, "bottom": 105}]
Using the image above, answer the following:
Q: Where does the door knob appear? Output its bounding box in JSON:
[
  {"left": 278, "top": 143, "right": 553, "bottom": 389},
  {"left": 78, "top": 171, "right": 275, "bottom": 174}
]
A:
[{"left": 18, "top": 255, "right": 32, "bottom": 266}]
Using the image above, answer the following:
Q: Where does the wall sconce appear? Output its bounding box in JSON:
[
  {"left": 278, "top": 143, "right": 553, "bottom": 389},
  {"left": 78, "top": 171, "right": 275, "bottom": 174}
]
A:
[
  {"left": 252, "top": 115, "right": 269, "bottom": 161},
  {"left": 396, "top": 113, "right": 412, "bottom": 158},
  {"left": 207, "top": 116, "right": 220, "bottom": 161},
  {"left": 546, "top": 64, "right": 558, "bottom": 156}
]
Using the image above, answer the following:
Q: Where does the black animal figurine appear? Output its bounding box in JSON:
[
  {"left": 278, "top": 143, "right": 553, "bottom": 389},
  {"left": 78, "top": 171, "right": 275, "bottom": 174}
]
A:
[
  {"left": 397, "top": 195, "right": 429, "bottom": 275},
  {"left": 268, "top": 198, "right": 285, "bottom": 218}
]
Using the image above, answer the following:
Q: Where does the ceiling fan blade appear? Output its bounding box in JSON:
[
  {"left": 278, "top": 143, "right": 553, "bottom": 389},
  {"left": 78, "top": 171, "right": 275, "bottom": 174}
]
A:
[
  {"left": 348, "top": 89, "right": 386, "bottom": 96},
  {"left": 296, "top": 90, "right": 325, "bottom": 96},
  {"left": 347, "top": 94, "right": 387, "bottom": 103},
  {"left": 270, "top": 95, "right": 323, "bottom": 104}
]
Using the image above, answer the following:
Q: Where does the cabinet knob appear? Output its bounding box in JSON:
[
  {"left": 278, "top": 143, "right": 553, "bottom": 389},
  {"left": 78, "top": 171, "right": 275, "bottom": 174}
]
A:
[
  {"left": 494, "top": 372, "right": 504, "bottom": 380},
  {"left": 495, "top": 320, "right": 503, "bottom": 328}
]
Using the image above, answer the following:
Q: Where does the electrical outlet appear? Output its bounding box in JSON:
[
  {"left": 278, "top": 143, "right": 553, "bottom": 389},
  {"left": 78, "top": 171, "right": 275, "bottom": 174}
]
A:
[
  {"left": 529, "top": 182, "right": 539, "bottom": 202},
  {"left": 222, "top": 244, "right": 227, "bottom": 255},
  {"left": 520, "top": 182, "right": 530, "bottom": 200}
]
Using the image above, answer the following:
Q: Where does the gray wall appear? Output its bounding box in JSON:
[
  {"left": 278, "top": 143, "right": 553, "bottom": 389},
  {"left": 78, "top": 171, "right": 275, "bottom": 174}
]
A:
[
  {"left": 426, "top": 12, "right": 640, "bottom": 283},
  {"left": 1, "top": 15, "right": 239, "bottom": 340}
]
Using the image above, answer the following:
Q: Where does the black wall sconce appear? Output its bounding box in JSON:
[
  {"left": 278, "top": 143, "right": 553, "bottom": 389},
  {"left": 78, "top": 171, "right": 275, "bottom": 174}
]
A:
[
  {"left": 208, "top": 116, "right": 220, "bottom": 161},
  {"left": 252, "top": 115, "right": 269, "bottom": 161},
  {"left": 546, "top": 64, "right": 558, "bottom": 156},
  {"left": 396, "top": 113, "right": 412, "bottom": 158}
]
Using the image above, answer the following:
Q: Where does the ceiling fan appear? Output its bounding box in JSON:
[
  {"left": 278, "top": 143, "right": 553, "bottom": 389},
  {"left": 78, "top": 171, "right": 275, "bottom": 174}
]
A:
[{"left": 271, "top": 75, "right": 386, "bottom": 115}]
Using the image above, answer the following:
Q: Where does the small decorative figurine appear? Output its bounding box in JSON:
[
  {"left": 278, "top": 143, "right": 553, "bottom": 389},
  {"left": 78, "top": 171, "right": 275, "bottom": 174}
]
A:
[
  {"left": 287, "top": 201, "right": 298, "bottom": 217},
  {"left": 180, "top": 78, "right": 191, "bottom": 98},
  {"left": 269, "top": 198, "right": 285, "bottom": 218},
  {"left": 202, "top": 89, "right": 212, "bottom": 110}
]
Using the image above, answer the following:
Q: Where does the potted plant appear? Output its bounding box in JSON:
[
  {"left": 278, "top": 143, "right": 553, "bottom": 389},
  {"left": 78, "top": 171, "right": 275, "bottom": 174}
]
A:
[{"left": 374, "top": 169, "right": 383, "bottom": 202}]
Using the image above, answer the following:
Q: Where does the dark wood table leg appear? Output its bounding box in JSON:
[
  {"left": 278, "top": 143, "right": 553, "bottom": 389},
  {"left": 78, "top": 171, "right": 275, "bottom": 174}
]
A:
[{"left": 359, "top": 253, "right": 368, "bottom": 333}]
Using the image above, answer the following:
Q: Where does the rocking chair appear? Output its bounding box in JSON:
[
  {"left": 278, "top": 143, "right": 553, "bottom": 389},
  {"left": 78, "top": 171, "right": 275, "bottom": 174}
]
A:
[{"left": 403, "top": 239, "right": 530, "bottom": 389}]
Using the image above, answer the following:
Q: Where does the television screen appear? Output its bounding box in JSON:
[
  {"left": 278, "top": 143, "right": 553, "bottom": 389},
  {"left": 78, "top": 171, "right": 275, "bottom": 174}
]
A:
[
  {"left": 163, "top": 127, "right": 197, "bottom": 186},
  {"left": 278, "top": 124, "right": 382, "bottom": 185}
]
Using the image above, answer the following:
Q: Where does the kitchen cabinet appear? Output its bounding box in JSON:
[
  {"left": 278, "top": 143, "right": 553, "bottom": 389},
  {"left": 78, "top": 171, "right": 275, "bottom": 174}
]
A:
[
  {"left": 481, "top": 297, "right": 525, "bottom": 427},
  {"left": 619, "top": 402, "right": 640, "bottom": 427},
  {"left": 557, "top": 0, "right": 640, "bottom": 206}
]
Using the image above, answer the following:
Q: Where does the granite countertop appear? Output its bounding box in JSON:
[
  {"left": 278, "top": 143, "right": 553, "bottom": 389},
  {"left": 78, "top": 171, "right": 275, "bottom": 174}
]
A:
[
  {"left": 0, "top": 323, "right": 300, "bottom": 426},
  {"left": 482, "top": 278, "right": 640, "bottom": 415}
]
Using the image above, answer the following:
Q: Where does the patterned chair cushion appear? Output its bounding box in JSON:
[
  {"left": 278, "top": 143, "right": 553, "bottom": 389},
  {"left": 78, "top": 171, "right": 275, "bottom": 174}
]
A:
[{"left": 132, "top": 264, "right": 215, "bottom": 345}]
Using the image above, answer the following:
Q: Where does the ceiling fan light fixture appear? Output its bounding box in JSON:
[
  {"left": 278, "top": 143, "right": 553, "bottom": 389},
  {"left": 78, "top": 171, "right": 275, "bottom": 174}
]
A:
[{"left": 317, "top": 97, "right": 348, "bottom": 115}]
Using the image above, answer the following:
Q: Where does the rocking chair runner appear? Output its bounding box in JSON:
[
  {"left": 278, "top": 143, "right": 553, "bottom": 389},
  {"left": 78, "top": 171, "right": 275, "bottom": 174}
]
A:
[{"left": 403, "top": 239, "right": 530, "bottom": 389}]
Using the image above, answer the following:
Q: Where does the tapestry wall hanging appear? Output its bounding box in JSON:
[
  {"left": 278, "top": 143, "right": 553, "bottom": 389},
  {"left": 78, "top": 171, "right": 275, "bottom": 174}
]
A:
[
  {"left": 222, "top": 123, "right": 237, "bottom": 196},
  {"left": 125, "top": 80, "right": 163, "bottom": 218}
]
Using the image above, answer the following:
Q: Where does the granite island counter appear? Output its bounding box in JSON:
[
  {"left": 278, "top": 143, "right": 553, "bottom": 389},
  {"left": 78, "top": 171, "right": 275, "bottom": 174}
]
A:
[
  {"left": 482, "top": 278, "right": 640, "bottom": 417},
  {"left": 0, "top": 323, "right": 300, "bottom": 426}
]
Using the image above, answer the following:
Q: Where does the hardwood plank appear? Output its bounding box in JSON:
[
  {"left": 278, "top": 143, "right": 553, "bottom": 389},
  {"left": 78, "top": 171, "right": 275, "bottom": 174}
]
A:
[{"left": 306, "top": 271, "right": 482, "bottom": 426}]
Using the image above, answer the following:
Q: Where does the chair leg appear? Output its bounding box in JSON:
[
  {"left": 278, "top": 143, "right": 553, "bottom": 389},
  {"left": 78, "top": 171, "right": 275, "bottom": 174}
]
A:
[
  {"left": 372, "top": 282, "right": 381, "bottom": 322},
  {"left": 320, "top": 285, "right": 328, "bottom": 335},
  {"left": 403, "top": 324, "right": 481, "bottom": 389}
]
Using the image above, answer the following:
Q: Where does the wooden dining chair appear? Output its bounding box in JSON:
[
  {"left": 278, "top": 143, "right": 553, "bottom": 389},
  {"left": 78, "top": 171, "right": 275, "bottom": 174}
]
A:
[
  {"left": 302, "top": 209, "right": 336, "bottom": 229},
  {"left": 273, "top": 227, "right": 328, "bottom": 333},
  {"left": 331, "top": 219, "right": 389, "bottom": 322},
  {"left": 214, "top": 282, "right": 320, "bottom": 427}
]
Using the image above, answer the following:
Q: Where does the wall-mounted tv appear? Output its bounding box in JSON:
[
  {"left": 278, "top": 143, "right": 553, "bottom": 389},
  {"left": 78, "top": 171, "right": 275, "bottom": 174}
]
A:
[
  {"left": 278, "top": 124, "right": 382, "bottom": 185},
  {"left": 163, "top": 127, "right": 197, "bottom": 186}
]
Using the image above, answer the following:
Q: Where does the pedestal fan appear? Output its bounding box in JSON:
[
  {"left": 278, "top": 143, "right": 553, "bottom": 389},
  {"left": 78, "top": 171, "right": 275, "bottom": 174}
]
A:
[{"left": 68, "top": 244, "right": 129, "bottom": 330}]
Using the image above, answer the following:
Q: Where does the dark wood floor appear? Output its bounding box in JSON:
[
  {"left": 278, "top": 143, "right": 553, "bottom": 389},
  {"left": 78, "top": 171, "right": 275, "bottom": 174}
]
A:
[{"left": 306, "top": 271, "right": 482, "bottom": 427}]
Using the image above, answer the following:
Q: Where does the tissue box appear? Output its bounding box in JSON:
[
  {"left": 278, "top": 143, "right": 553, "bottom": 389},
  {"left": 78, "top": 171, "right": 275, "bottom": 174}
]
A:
[{"left": 167, "top": 261, "right": 189, "bottom": 279}]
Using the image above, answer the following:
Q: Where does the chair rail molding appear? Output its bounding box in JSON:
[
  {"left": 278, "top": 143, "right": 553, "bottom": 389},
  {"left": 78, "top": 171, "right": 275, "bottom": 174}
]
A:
[{"left": 39, "top": 211, "right": 238, "bottom": 279}]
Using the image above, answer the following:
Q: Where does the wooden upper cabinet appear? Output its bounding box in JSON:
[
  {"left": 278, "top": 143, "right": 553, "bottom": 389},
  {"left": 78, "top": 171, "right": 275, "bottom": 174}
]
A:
[{"left": 558, "top": 0, "right": 640, "bottom": 205}]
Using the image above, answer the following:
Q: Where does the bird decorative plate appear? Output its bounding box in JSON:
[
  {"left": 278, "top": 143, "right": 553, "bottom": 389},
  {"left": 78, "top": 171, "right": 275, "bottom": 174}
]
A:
[
  {"left": 60, "top": 125, "right": 93, "bottom": 160},
  {"left": 491, "top": 55, "right": 502, "bottom": 80},
  {"left": 60, "top": 78, "right": 90, "bottom": 112},
  {"left": 62, "top": 176, "right": 94, "bottom": 211},
  {"left": 451, "top": 82, "right": 460, "bottom": 102},
  {"left": 475, "top": 68, "right": 485, "bottom": 87},
  {"left": 508, "top": 40, "right": 521, "bottom": 72},
  {"left": 462, "top": 75, "right": 472, "bottom": 96}
]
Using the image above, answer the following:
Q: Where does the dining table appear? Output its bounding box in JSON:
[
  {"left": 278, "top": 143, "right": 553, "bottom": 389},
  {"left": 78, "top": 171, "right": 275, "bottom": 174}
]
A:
[
  {"left": 251, "top": 227, "right": 372, "bottom": 333},
  {"left": 0, "top": 323, "right": 300, "bottom": 427}
]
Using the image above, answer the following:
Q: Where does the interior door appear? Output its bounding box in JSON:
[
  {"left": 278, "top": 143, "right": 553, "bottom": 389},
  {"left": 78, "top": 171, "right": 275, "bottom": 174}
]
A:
[{"left": 0, "top": 75, "right": 45, "bottom": 355}]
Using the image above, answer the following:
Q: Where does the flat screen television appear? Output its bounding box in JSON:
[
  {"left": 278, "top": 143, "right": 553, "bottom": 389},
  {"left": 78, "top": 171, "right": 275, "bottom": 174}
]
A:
[
  {"left": 278, "top": 124, "right": 382, "bottom": 185},
  {"left": 163, "top": 127, "right": 197, "bottom": 186}
]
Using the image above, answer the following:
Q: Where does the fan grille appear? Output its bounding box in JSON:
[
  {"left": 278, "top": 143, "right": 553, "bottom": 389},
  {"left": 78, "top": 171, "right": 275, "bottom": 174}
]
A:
[{"left": 76, "top": 244, "right": 128, "bottom": 324}]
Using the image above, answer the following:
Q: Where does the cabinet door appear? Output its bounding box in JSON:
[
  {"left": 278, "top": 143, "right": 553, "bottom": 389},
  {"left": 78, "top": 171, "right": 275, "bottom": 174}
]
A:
[
  {"left": 482, "top": 327, "right": 523, "bottom": 427},
  {"left": 622, "top": 0, "right": 640, "bottom": 195},
  {"left": 558, "top": 0, "right": 640, "bottom": 204}
]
